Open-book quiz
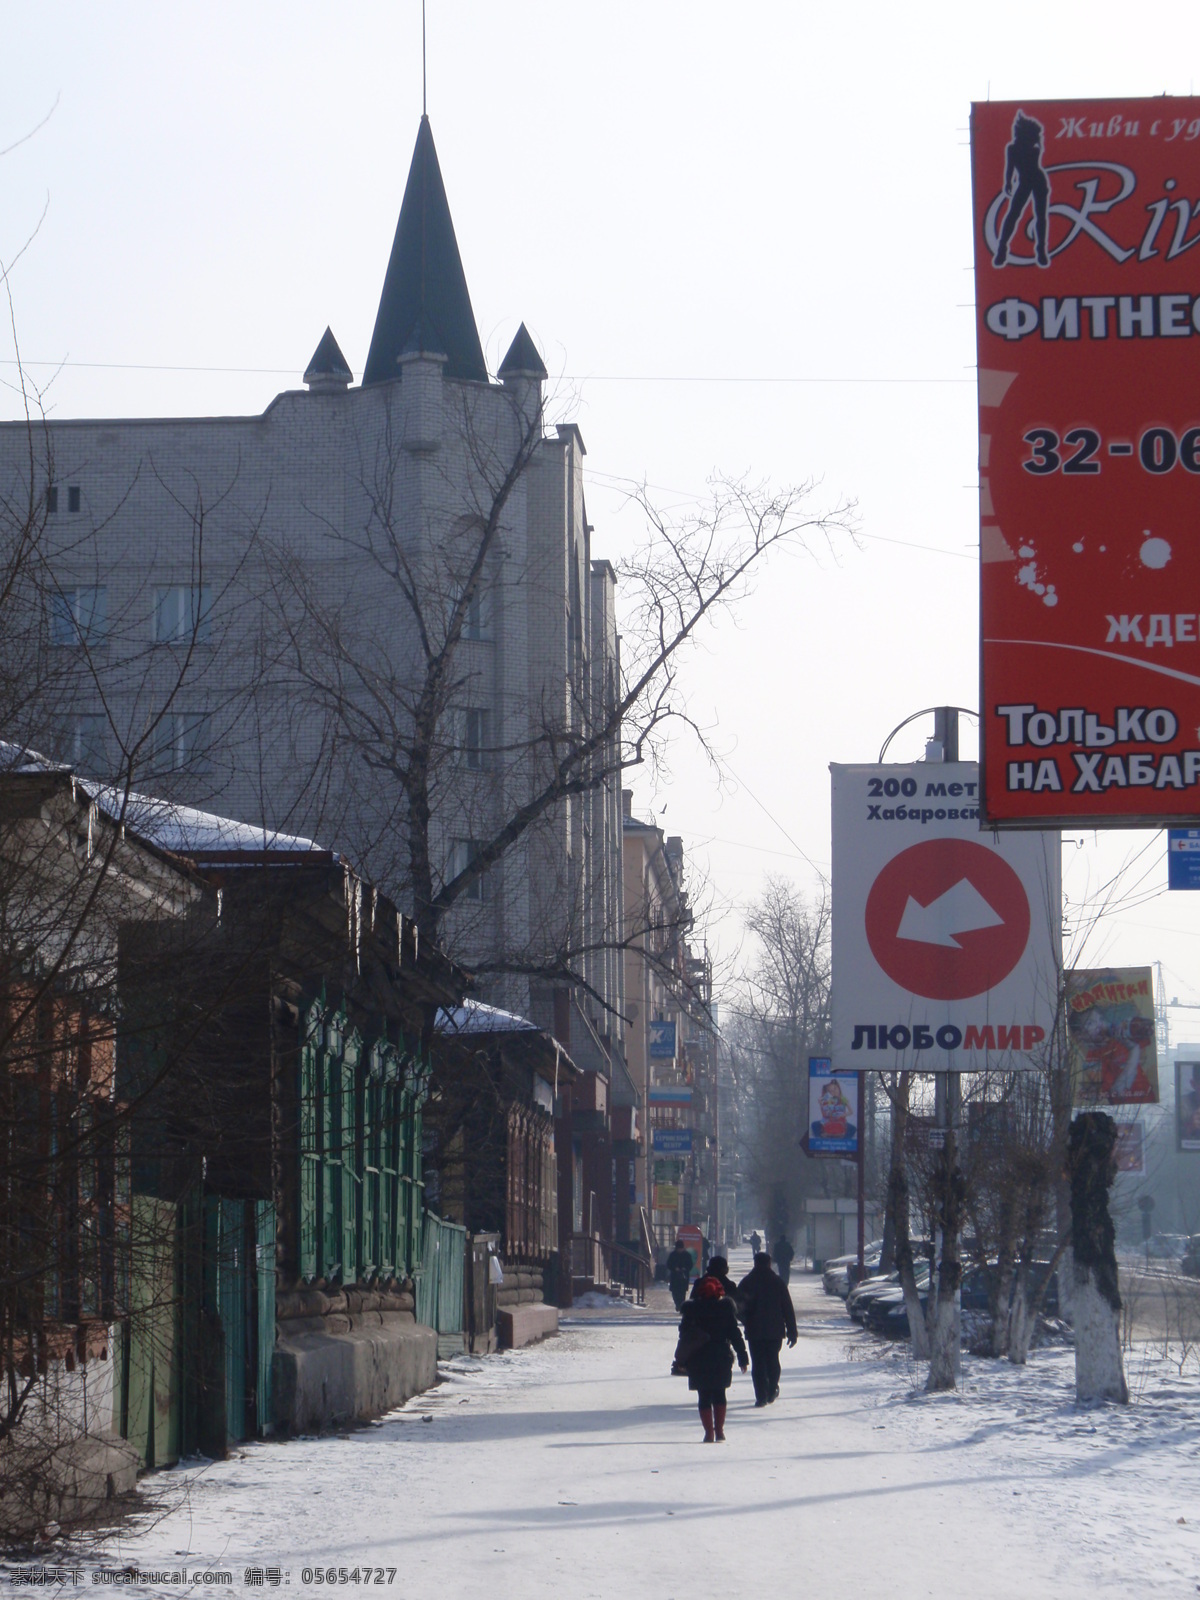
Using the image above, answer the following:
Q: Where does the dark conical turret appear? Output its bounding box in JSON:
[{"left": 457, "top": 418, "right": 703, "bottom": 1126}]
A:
[
  {"left": 304, "top": 327, "right": 353, "bottom": 391},
  {"left": 363, "top": 117, "right": 487, "bottom": 386},
  {"left": 498, "top": 322, "right": 548, "bottom": 381}
]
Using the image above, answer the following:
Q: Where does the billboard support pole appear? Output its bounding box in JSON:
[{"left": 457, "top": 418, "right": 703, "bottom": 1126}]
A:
[{"left": 856, "top": 1070, "right": 866, "bottom": 1275}]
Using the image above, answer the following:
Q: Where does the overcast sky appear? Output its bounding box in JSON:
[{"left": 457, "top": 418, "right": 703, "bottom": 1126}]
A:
[{"left": 5, "top": 1, "right": 1200, "bottom": 1021}]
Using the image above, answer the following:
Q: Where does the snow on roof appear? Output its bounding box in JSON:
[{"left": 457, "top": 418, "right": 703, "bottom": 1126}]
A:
[
  {"left": 0, "top": 740, "right": 67, "bottom": 775},
  {"left": 435, "top": 999, "right": 540, "bottom": 1036},
  {"left": 87, "top": 786, "right": 324, "bottom": 859}
]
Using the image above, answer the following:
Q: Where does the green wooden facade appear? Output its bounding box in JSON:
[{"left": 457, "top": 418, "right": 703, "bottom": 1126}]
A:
[{"left": 298, "top": 996, "right": 427, "bottom": 1285}]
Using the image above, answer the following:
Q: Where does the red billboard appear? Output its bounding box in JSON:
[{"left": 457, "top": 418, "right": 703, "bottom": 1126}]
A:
[{"left": 972, "top": 98, "right": 1200, "bottom": 826}]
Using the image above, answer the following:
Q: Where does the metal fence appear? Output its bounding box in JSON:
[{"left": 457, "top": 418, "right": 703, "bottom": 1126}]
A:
[{"left": 415, "top": 1210, "right": 466, "bottom": 1334}]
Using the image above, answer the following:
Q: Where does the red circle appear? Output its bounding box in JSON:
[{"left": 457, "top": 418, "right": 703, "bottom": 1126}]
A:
[{"left": 865, "top": 839, "right": 1031, "bottom": 1001}]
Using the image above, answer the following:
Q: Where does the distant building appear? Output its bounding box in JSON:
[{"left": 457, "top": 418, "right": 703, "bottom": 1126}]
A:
[
  {"left": 622, "top": 791, "right": 717, "bottom": 1255},
  {"left": 0, "top": 118, "right": 630, "bottom": 1261}
]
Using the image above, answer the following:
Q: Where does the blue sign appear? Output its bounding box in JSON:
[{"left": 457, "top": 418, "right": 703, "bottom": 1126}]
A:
[
  {"left": 1169, "top": 830, "right": 1200, "bottom": 890},
  {"left": 652, "top": 1127, "right": 693, "bottom": 1153},
  {"left": 648, "top": 1020, "right": 677, "bottom": 1059}
]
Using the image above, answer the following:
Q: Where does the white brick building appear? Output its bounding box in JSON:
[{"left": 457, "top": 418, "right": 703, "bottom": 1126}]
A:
[{"left": 0, "top": 115, "right": 626, "bottom": 1049}]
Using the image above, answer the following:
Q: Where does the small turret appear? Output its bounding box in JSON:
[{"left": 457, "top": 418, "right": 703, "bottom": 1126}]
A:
[{"left": 303, "top": 328, "right": 353, "bottom": 393}]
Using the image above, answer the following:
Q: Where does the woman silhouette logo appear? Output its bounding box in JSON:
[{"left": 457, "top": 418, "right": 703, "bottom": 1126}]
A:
[{"left": 993, "top": 111, "right": 1051, "bottom": 267}]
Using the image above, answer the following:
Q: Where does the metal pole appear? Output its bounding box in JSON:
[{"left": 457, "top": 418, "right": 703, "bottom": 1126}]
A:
[{"left": 857, "top": 1070, "right": 866, "bottom": 1274}]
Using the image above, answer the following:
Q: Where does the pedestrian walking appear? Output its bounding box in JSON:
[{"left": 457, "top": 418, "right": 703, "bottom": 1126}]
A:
[
  {"left": 773, "top": 1234, "right": 795, "bottom": 1286},
  {"left": 665, "top": 1236, "right": 694, "bottom": 1313},
  {"left": 749, "top": 1230, "right": 762, "bottom": 1254},
  {"left": 736, "top": 1252, "right": 798, "bottom": 1406},
  {"left": 689, "top": 1254, "right": 741, "bottom": 1312},
  {"left": 673, "top": 1274, "right": 749, "bottom": 1442}
]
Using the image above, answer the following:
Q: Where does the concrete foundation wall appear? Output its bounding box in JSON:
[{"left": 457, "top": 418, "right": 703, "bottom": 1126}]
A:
[
  {"left": 0, "top": 1343, "right": 138, "bottom": 1539},
  {"left": 497, "top": 1305, "right": 558, "bottom": 1349},
  {"left": 272, "top": 1315, "right": 438, "bottom": 1434}
]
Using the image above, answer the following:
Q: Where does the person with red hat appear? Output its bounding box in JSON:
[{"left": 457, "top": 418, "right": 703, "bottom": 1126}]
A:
[{"left": 673, "top": 1272, "right": 749, "bottom": 1442}]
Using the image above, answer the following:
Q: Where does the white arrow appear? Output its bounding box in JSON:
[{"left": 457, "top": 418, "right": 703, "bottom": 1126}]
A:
[{"left": 895, "top": 878, "right": 1004, "bottom": 948}]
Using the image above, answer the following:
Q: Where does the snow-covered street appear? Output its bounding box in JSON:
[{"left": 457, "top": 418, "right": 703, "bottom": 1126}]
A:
[{"left": 21, "top": 1254, "right": 1200, "bottom": 1599}]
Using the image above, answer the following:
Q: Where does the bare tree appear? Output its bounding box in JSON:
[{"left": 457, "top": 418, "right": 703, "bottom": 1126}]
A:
[
  {"left": 726, "top": 877, "right": 838, "bottom": 1241},
  {"left": 265, "top": 383, "right": 850, "bottom": 1000}
]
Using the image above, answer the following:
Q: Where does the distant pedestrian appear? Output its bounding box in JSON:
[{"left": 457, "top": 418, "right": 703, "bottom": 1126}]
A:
[
  {"left": 737, "top": 1252, "right": 798, "bottom": 1406},
  {"left": 690, "top": 1254, "right": 741, "bottom": 1313},
  {"left": 750, "top": 1230, "right": 762, "bottom": 1254},
  {"left": 666, "top": 1237, "right": 694, "bottom": 1313},
  {"left": 773, "top": 1235, "right": 795, "bottom": 1286},
  {"left": 674, "top": 1274, "right": 749, "bottom": 1442}
]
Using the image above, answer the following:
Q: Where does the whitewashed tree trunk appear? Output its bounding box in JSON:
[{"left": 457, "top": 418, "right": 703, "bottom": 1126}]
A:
[
  {"left": 1069, "top": 1112, "right": 1128, "bottom": 1406},
  {"left": 926, "top": 1291, "right": 960, "bottom": 1390},
  {"left": 1007, "top": 1268, "right": 1033, "bottom": 1365},
  {"left": 1073, "top": 1264, "right": 1128, "bottom": 1403},
  {"left": 901, "top": 1267, "right": 930, "bottom": 1360},
  {"left": 991, "top": 1253, "right": 1016, "bottom": 1359}
]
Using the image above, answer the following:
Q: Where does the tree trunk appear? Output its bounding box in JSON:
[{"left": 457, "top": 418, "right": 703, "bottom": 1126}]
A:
[
  {"left": 1068, "top": 1113, "right": 1128, "bottom": 1405},
  {"left": 990, "top": 1248, "right": 1016, "bottom": 1359},
  {"left": 1007, "top": 1260, "right": 1031, "bottom": 1364},
  {"left": 926, "top": 1130, "right": 965, "bottom": 1393}
]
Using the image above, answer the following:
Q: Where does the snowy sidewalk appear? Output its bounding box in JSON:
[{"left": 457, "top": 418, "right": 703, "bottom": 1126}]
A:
[{"left": 11, "top": 1273, "right": 1200, "bottom": 1599}]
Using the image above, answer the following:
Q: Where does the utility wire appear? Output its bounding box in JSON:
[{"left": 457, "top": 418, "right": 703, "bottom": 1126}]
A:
[{"left": 0, "top": 357, "right": 976, "bottom": 385}]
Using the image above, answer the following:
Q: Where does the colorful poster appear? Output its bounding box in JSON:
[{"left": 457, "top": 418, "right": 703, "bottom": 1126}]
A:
[
  {"left": 1177, "top": 1061, "right": 1200, "bottom": 1150},
  {"left": 830, "top": 763, "right": 1060, "bottom": 1072},
  {"left": 653, "top": 1183, "right": 679, "bottom": 1211},
  {"left": 808, "top": 1058, "right": 859, "bottom": 1155},
  {"left": 971, "top": 98, "right": 1200, "bottom": 826},
  {"left": 1114, "top": 1123, "right": 1145, "bottom": 1173},
  {"left": 1067, "top": 968, "right": 1160, "bottom": 1104}
]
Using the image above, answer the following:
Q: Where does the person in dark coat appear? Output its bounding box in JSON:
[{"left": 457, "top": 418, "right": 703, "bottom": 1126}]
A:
[
  {"left": 677, "top": 1275, "right": 749, "bottom": 1441},
  {"left": 689, "top": 1254, "right": 741, "bottom": 1312},
  {"left": 749, "top": 1230, "right": 762, "bottom": 1254},
  {"left": 773, "top": 1234, "right": 796, "bottom": 1286},
  {"left": 736, "top": 1252, "right": 798, "bottom": 1406},
  {"left": 665, "top": 1238, "right": 694, "bottom": 1312}
]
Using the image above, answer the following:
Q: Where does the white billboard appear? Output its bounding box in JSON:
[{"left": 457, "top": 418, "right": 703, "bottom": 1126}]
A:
[{"left": 831, "top": 763, "right": 1060, "bottom": 1073}]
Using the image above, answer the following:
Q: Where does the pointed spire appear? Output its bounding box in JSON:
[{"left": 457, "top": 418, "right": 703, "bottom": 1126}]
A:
[
  {"left": 363, "top": 117, "right": 487, "bottom": 386},
  {"left": 498, "top": 322, "right": 548, "bottom": 381},
  {"left": 304, "top": 327, "right": 353, "bottom": 392}
]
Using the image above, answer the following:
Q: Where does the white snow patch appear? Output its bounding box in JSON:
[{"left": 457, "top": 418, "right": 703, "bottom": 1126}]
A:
[{"left": 30, "top": 1280, "right": 1200, "bottom": 1600}]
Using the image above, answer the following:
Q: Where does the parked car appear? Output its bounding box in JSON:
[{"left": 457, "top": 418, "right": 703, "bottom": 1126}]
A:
[
  {"left": 1146, "top": 1232, "right": 1189, "bottom": 1261},
  {"left": 846, "top": 1272, "right": 899, "bottom": 1323},
  {"left": 822, "top": 1245, "right": 882, "bottom": 1297},
  {"left": 873, "top": 1259, "right": 1058, "bottom": 1339},
  {"left": 848, "top": 1262, "right": 931, "bottom": 1324}
]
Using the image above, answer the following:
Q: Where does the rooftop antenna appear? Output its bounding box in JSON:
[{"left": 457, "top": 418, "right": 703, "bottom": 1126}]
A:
[{"left": 422, "top": 0, "right": 428, "bottom": 116}]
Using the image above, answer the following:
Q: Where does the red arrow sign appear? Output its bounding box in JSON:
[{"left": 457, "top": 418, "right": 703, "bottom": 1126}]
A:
[{"left": 864, "top": 839, "right": 1031, "bottom": 1001}]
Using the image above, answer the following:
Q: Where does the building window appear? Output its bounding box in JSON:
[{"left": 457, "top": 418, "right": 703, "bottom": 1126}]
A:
[
  {"left": 464, "top": 708, "right": 490, "bottom": 770},
  {"left": 464, "top": 590, "right": 485, "bottom": 640},
  {"left": 67, "top": 486, "right": 81, "bottom": 513},
  {"left": 46, "top": 485, "right": 58, "bottom": 514},
  {"left": 148, "top": 710, "right": 211, "bottom": 775},
  {"left": 50, "top": 585, "right": 108, "bottom": 647},
  {"left": 449, "top": 839, "right": 490, "bottom": 901},
  {"left": 58, "top": 713, "right": 108, "bottom": 772},
  {"left": 153, "top": 585, "right": 212, "bottom": 645}
]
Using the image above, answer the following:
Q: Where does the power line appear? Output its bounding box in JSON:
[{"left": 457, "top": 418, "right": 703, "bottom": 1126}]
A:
[
  {"left": 0, "top": 357, "right": 976, "bottom": 385},
  {"left": 713, "top": 754, "right": 830, "bottom": 887}
]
